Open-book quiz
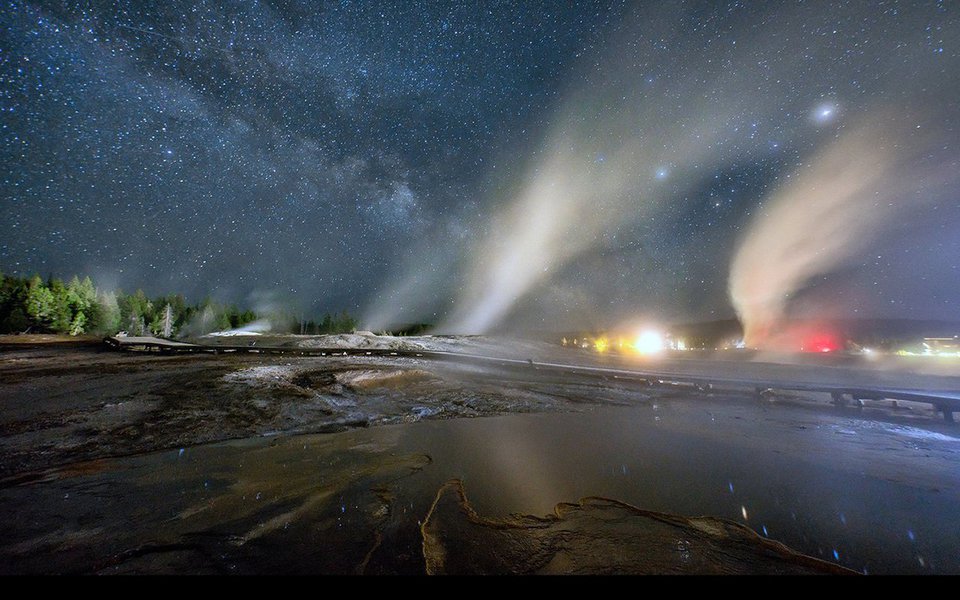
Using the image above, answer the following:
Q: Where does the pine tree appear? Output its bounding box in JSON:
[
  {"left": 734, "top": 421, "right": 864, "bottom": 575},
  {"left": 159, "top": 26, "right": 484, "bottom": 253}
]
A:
[
  {"left": 69, "top": 311, "right": 86, "bottom": 336},
  {"left": 320, "top": 313, "right": 333, "bottom": 333},
  {"left": 0, "top": 273, "right": 29, "bottom": 332},
  {"left": 1, "top": 273, "right": 269, "bottom": 337},
  {"left": 47, "top": 279, "right": 73, "bottom": 333},
  {"left": 24, "top": 275, "right": 54, "bottom": 331},
  {"left": 68, "top": 276, "right": 96, "bottom": 314}
]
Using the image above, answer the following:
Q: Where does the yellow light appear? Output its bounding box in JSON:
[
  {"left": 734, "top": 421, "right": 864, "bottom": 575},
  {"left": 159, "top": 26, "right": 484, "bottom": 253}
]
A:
[
  {"left": 594, "top": 337, "right": 609, "bottom": 353},
  {"left": 633, "top": 330, "right": 664, "bottom": 355}
]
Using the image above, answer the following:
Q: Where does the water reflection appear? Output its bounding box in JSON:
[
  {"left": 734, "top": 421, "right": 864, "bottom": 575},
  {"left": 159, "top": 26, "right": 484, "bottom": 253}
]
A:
[
  {"left": 388, "top": 400, "right": 960, "bottom": 574},
  {"left": 1, "top": 399, "right": 958, "bottom": 574}
]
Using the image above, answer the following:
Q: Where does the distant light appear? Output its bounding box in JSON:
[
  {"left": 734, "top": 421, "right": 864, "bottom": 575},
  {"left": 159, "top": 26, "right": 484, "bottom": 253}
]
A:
[
  {"left": 741, "top": 505, "right": 749, "bottom": 520},
  {"left": 803, "top": 332, "right": 839, "bottom": 353},
  {"left": 812, "top": 101, "right": 839, "bottom": 125},
  {"left": 594, "top": 337, "right": 609, "bottom": 353},
  {"left": 655, "top": 167, "right": 670, "bottom": 180},
  {"left": 633, "top": 330, "right": 665, "bottom": 355}
]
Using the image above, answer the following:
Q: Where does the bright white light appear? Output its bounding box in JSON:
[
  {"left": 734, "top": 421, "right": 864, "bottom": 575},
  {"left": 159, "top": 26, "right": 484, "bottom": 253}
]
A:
[
  {"left": 812, "top": 102, "right": 838, "bottom": 125},
  {"left": 655, "top": 167, "right": 670, "bottom": 180},
  {"left": 634, "top": 330, "right": 665, "bottom": 354}
]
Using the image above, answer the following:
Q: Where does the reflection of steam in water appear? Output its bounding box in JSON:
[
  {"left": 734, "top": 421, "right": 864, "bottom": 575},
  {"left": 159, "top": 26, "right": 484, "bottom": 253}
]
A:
[{"left": 729, "top": 113, "right": 960, "bottom": 348}]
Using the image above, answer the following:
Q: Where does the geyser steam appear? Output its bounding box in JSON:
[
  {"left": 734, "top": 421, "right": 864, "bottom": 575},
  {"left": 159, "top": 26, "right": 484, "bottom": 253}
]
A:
[
  {"left": 438, "top": 138, "right": 648, "bottom": 333},
  {"left": 729, "top": 114, "right": 958, "bottom": 347},
  {"left": 362, "top": 3, "right": 960, "bottom": 335}
]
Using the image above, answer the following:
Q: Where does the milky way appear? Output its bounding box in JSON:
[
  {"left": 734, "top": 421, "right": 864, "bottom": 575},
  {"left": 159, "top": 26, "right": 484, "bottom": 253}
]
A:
[{"left": 2, "top": 1, "right": 958, "bottom": 331}]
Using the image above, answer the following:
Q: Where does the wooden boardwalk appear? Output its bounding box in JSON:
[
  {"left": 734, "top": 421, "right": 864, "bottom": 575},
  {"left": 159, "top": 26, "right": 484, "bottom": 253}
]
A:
[
  {"left": 103, "top": 336, "right": 199, "bottom": 351},
  {"left": 102, "top": 336, "right": 960, "bottom": 421},
  {"left": 102, "top": 335, "right": 426, "bottom": 357}
]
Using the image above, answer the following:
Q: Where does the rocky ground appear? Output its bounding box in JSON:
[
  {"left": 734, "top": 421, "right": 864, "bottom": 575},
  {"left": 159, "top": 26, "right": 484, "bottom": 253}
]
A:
[
  {"left": 3, "top": 334, "right": 958, "bottom": 481},
  {"left": 2, "top": 335, "right": 959, "bottom": 574},
  {"left": 0, "top": 337, "right": 655, "bottom": 480}
]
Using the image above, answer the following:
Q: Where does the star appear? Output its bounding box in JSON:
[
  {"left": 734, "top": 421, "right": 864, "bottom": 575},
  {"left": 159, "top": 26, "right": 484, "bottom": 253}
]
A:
[
  {"left": 0, "top": 1, "right": 956, "bottom": 333},
  {"left": 812, "top": 102, "right": 839, "bottom": 125}
]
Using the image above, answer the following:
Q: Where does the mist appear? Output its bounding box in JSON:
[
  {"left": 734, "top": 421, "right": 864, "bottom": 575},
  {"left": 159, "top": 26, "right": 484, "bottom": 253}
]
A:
[
  {"left": 729, "top": 111, "right": 960, "bottom": 348},
  {"left": 363, "top": 2, "right": 960, "bottom": 334}
]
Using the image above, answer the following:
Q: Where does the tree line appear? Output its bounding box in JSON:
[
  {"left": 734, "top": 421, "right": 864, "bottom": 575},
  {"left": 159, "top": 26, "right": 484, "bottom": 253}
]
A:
[
  {"left": 0, "top": 272, "right": 358, "bottom": 338},
  {"left": 296, "top": 311, "right": 359, "bottom": 335}
]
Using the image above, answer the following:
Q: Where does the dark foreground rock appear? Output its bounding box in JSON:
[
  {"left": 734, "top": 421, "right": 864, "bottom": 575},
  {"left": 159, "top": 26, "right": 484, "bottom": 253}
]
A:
[{"left": 421, "top": 479, "right": 855, "bottom": 575}]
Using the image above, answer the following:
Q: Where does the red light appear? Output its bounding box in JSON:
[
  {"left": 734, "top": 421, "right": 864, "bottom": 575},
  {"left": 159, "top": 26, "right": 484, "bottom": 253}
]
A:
[{"left": 802, "top": 332, "right": 840, "bottom": 353}]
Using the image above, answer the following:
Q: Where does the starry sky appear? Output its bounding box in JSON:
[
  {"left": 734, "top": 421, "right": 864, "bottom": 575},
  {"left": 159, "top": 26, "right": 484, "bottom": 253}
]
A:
[{"left": 2, "top": 1, "right": 959, "bottom": 332}]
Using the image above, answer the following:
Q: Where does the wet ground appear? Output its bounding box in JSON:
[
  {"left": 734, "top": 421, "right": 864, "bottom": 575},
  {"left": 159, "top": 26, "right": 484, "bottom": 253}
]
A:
[
  {"left": 1, "top": 338, "right": 959, "bottom": 574},
  {"left": 0, "top": 340, "right": 660, "bottom": 479}
]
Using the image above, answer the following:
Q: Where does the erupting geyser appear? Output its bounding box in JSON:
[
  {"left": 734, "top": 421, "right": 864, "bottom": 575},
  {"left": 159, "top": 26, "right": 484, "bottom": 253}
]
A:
[{"left": 728, "top": 113, "right": 959, "bottom": 349}]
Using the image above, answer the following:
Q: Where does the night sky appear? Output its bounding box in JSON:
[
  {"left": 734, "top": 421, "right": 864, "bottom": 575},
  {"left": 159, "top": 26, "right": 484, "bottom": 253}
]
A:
[{"left": 2, "top": 1, "right": 959, "bottom": 332}]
